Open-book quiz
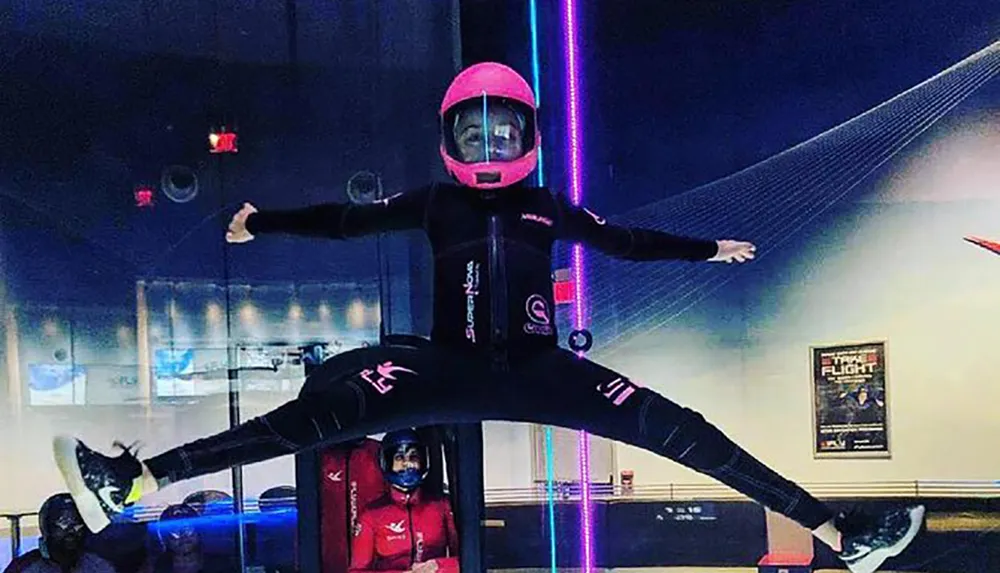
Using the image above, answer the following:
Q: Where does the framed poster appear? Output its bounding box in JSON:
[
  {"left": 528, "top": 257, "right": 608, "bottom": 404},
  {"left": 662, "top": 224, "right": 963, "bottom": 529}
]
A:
[{"left": 810, "top": 340, "right": 890, "bottom": 458}]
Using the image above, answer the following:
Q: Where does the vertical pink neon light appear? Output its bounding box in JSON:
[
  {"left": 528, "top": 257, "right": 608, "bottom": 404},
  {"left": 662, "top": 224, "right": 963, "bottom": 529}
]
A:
[{"left": 563, "top": 0, "right": 593, "bottom": 571}]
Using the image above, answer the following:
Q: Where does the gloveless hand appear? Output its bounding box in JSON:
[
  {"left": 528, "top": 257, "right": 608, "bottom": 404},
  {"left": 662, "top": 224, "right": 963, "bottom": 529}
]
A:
[
  {"left": 708, "top": 239, "right": 756, "bottom": 263},
  {"left": 226, "top": 202, "right": 258, "bottom": 244}
]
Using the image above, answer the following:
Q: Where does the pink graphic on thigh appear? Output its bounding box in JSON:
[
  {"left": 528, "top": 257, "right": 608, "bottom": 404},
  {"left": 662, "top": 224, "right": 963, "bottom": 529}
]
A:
[
  {"left": 597, "top": 377, "right": 636, "bottom": 406},
  {"left": 359, "top": 361, "right": 417, "bottom": 395}
]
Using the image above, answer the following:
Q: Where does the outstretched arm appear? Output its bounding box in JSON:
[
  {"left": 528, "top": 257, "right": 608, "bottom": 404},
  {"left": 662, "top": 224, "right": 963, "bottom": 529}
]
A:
[
  {"left": 552, "top": 192, "right": 755, "bottom": 263},
  {"left": 231, "top": 185, "right": 431, "bottom": 243}
]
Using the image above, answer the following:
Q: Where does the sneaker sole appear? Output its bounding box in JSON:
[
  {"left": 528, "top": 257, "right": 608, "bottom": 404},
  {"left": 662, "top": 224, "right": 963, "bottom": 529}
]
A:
[
  {"left": 847, "top": 505, "right": 926, "bottom": 573},
  {"left": 53, "top": 435, "right": 111, "bottom": 533}
]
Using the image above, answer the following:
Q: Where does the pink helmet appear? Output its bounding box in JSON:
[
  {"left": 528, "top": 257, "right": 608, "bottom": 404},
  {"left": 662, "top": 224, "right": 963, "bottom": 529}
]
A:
[{"left": 439, "top": 62, "right": 540, "bottom": 189}]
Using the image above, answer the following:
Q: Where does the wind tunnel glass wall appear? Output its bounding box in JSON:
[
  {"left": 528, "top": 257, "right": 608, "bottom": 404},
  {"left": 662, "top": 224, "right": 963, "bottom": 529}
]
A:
[
  {"left": 483, "top": 1, "right": 1000, "bottom": 573},
  {"left": 0, "top": 1, "right": 458, "bottom": 571}
]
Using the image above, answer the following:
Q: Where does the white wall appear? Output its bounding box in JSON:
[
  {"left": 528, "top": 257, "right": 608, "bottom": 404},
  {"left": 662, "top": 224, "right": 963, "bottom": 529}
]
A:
[
  {"left": 482, "top": 422, "right": 536, "bottom": 490},
  {"left": 606, "top": 124, "right": 1000, "bottom": 486}
]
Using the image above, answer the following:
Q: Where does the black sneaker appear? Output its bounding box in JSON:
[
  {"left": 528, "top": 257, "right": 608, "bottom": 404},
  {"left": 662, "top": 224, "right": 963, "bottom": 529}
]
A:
[
  {"left": 837, "top": 505, "right": 925, "bottom": 573},
  {"left": 53, "top": 436, "right": 144, "bottom": 533}
]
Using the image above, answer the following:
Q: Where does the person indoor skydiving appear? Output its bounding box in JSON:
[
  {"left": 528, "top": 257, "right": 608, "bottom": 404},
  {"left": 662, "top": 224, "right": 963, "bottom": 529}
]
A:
[
  {"left": 54, "top": 62, "right": 923, "bottom": 573},
  {"left": 350, "top": 429, "right": 458, "bottom": 573},
  {"left": 2, "top": 494, "right": 114, "bottom": 573}
]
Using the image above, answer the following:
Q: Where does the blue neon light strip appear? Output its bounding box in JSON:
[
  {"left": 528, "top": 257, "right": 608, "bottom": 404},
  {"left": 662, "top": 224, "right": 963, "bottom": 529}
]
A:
[
  {"left": 544, "top": 424, "right": 558, "bottom": 573},
  {"left": 528, "top": 1, "right": 557, "bottom": 571},
  {"left": 529, "top": 0, "right": 546, "bottom": 187}
]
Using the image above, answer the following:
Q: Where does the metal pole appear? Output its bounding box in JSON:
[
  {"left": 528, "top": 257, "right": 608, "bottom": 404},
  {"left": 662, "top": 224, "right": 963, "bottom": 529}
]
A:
[
  {"left": 219, "top": 170, "right": 247, "bottom": 573},
  {"left": 455, "top": 424, "right": 485, "bottom": 573},
  {"left": 294, "top": 351, "right": 324, "bottom": 573},
  {"left": 208, "top": 0, "right": 245, "bottom": 566},
  {"left": 8, "top": 516, "right": 21, "bottom": 559}
]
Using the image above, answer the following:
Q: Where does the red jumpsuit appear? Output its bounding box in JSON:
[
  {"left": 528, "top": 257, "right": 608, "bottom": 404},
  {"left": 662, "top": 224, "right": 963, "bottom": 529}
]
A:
[
  {"left": 321, "top": 438, "right": 390, "bottom": 572},
  {"left": 349, "top": 489, "right": 459, "bottom": 573}
]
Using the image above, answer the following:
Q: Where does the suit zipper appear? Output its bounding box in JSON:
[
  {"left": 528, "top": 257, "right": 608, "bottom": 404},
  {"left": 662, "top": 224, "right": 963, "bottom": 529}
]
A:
[
  {"left": 345, "top": 456, "right": 352, "bottom": 561},
  {"left": 407, "top": 501, "right": 416, "bottom": 565},
  {"left": 487, "top": 215, "right": 508, "bottom": 349}
]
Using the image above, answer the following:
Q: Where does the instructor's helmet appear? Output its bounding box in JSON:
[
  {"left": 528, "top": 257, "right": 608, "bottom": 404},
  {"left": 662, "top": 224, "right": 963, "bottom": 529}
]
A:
[
  {"left": 379, "top": 429, "right": 430, "bottom": 492},
  {"left": 439, "top": 62, "right": 539, "bottom": 189},
  {"left": 39, "top": 493, "right": 88, "bottom": 568},
  {"left": 157, "top": 504, "right": 201, "bottom": 554}
]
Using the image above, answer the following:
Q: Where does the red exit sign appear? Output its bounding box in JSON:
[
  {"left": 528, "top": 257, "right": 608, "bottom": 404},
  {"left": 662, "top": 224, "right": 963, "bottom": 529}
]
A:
[
  {"left": 552, "top": 267, "right": 575, "bottom": 305},
  {"left": 209, "top": 129, "right": 238, "bottom": 154}
]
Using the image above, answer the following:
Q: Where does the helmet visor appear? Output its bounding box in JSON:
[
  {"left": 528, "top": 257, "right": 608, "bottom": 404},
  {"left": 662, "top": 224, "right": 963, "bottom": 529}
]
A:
[
  {"left": 380, "top": 440, "right": 430, "bottom": 490},
  {"left": 442, "top": 96, "right": 537, "bottom": 164},
  {"left": 382, "top": 442, "right": 427, "bottom": 473}
]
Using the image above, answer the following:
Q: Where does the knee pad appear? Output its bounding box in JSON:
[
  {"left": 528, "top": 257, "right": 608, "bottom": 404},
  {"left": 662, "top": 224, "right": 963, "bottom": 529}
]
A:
[{"left": 642, "top": 399, "right": 737, "bottom": 472}]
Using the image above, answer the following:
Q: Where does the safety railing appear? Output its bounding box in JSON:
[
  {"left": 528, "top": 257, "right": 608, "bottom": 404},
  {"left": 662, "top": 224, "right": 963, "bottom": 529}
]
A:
[
  {"left": 3, "top": 480, "right": 997, "bottom": 563},
  {"left": 0, "top": 511, "right": 38, "bottom": 563},
  {"left": 481, "top": 479, "right": 1000, "bottom": 504}
]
